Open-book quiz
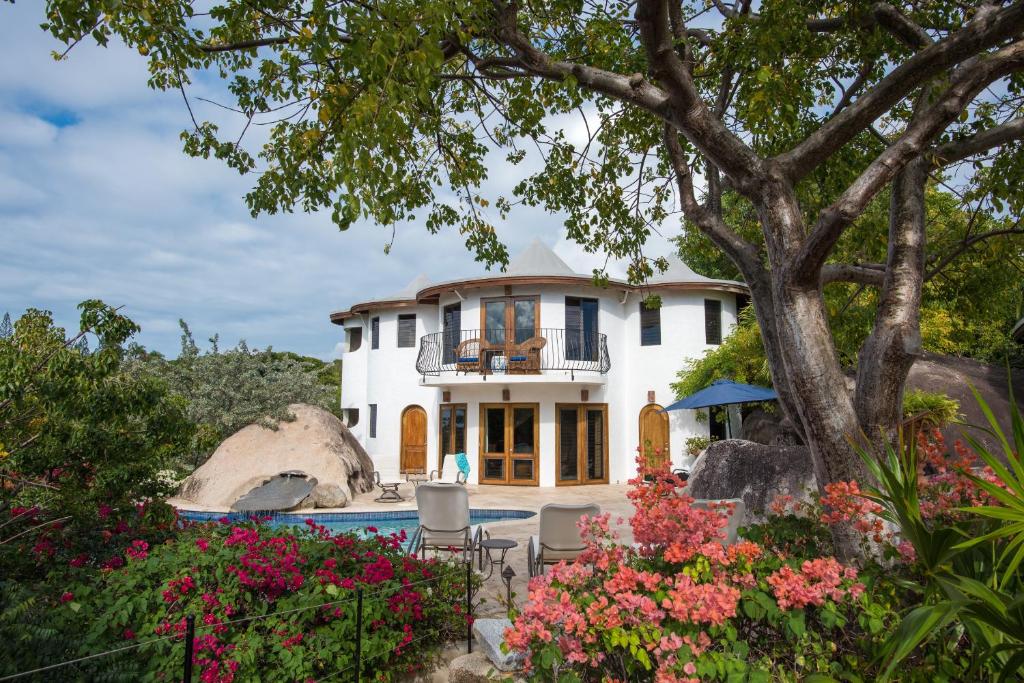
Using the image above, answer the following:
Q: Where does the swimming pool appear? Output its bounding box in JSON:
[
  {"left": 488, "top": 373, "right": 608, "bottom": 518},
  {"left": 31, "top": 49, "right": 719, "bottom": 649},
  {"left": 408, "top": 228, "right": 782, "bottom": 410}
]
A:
[{"left": 177, "top": 508, "right": 535, "bottom": 540}]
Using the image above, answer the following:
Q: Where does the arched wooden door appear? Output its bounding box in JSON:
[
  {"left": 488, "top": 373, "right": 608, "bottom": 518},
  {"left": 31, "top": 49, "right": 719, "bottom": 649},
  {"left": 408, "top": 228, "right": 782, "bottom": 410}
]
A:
[
  {"left": 400, "top": 405, "right": 428, "bottom": 473},
  {"left": 638, "top": 404, "right": 670, "bottom": 469}
]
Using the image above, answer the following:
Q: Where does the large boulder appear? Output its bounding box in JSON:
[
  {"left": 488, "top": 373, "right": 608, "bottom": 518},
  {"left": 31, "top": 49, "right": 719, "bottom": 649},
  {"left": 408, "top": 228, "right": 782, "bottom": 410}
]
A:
[
  {"left": 687, "top": 440, "right": 815, "bottom": 521},
  {"left": 178, "top": 404, "right": 375, "bottom": 510}
]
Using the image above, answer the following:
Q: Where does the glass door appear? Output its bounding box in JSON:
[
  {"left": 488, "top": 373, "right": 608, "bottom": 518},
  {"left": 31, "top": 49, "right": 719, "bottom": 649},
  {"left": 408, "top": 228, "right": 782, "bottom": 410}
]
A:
[
  {"left": 565, "top": 297, "right": 599, "bottom": 361},
  {"left": 438, "top": 403, "right": 466, "bottom": 473},
  {"left": 479, "top": 404, "right": 538, "bottom": 485},
  {"left": 442, "top": 303, "right": 461, "bottom": 365},
  {"left": 556, "top": 404, "right": 608, "bottom": 485}
]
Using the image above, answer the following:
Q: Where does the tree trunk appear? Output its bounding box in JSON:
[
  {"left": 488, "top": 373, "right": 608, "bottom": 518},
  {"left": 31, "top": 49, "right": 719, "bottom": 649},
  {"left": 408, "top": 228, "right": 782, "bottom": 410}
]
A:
[{"left": 854, "top": 157, "right": 927, "bottom": 443}]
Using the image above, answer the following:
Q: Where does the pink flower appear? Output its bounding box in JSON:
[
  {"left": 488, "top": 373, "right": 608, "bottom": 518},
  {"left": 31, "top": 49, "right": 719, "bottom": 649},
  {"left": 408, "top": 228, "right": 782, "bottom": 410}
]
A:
[
  {"left": 195, "top": 538, "right": 210, "bottom": 552},
  {"left": 123, "top": 629, "right": 136, "bottom": 640},
  {"left": 60, "top": 592, "right": 74, "bottom": 603},
  {"left": 126, "top": 539, "right": 149, "bottom": 560}
]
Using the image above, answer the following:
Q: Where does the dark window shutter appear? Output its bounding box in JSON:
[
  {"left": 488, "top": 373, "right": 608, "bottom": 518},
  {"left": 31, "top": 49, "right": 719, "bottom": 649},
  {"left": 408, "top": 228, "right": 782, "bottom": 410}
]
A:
[
  {"left": 397, "top": 314, "right": 416, "bottom": 348},
  {"left": 704, "top": 299, "right": 722, "bottom": 345},
  {"left": 371, "top": 317, "right": 380, "bottom": 349},
  {"left": 369, "top": 404, "right": 378, "bottom": 438},
  {"left": 640, "top": 302, "right": 661, "bottom": 346}
]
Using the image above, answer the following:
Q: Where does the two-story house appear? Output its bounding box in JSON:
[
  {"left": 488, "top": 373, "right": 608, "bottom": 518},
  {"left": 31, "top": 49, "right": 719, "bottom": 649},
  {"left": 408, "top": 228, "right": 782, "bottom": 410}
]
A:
[{"left": 330, "top": 240, "right": 746, "bottom": 486}]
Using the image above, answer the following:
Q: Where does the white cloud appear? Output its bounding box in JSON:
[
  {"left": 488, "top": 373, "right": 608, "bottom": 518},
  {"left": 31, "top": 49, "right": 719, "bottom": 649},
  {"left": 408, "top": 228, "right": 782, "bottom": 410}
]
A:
[{"left": 0, "top": 2, "right": 686, "bottom": 358}]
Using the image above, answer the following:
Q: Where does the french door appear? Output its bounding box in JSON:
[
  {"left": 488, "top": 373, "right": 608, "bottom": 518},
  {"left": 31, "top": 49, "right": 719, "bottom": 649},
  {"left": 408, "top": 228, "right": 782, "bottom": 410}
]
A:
[
  {"left": 438, "top": 403, "right": 467, "bottom": 473},
  {"left": 481, "top": 295, "right": 539, "bottom": 346},
  {"left": 479, "top": 403, "right": 539, "bottom": 485},
  {"left": 556, "top": 404, "right": 609, "bottom": 485},
  {"left": 442, "top": 303, "right": 461, "bottom": 365}
]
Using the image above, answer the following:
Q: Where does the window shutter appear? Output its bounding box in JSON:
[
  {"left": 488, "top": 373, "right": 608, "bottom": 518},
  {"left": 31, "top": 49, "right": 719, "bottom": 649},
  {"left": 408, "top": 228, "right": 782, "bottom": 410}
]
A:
[
  {"left": 704, "top": 299, "right": 722, "bottom": 345},
  {"left": 371, "top": 317, "right": 380, "bottom": 349},
  {"left": 397, "top": 314, "right": 416, "bottom": 348},
  {"left": 640, "top": 302, "right": 661, "bottom": 346},
  {"left": 369, "top": 404, "right": 378, "bottom": 438}
]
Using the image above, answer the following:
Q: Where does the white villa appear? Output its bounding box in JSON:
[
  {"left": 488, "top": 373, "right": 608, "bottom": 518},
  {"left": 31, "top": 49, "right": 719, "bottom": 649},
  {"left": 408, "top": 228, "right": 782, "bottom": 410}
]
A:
[{"left": 330, "top": 240, "right": 747, "bottom": 487}]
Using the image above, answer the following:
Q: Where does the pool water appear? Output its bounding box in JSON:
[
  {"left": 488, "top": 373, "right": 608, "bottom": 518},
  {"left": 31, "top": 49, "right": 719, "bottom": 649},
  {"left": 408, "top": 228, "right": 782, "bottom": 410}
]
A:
[{"left": 177, "top": 508, "right": 535, "bottom": 540}]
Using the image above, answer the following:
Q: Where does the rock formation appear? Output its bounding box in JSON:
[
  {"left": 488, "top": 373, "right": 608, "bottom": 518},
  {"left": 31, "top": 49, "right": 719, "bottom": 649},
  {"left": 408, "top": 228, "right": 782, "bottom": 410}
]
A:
[
  {"left": 687, "top": 440, "right": 816, "bottom": 521},
  {"left": 178, "top": 404, "right": 375, "bottom": 510}
]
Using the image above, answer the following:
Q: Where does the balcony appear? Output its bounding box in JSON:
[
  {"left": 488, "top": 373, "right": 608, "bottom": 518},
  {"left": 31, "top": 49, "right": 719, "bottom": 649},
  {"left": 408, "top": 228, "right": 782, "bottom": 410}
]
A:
[{"left": 416, "top": 328, "right": 610, "bottom": 383}]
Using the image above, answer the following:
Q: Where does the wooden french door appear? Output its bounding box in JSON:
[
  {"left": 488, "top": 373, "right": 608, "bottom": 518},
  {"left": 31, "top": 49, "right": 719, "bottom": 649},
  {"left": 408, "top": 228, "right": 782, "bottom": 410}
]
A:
[
  {"left": 400, "top": 405, "right": 427, "bottom": 473},
  {"left": 438, "top": 403, "right": 467, "bottom": 473},
  {"left": 556, "top": 404, "right": 609, "bottom": 485},
  {"left": 481, "top": 295, "right": 540, "bottom": 346},
  {"left": 479, "top": 403, "right": 539, "bottom": 485},
  {"left": 639, "top": 404, "right": 670, "bottom": 468}
]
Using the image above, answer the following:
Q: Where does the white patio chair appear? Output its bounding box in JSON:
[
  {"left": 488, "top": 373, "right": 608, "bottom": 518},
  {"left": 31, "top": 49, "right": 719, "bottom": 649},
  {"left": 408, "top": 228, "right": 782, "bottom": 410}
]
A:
[
  {"left": 691, "top": 498, "right": 746, "bottom": 545},
  {"left": 430, "top": 454, "right": 467, "bottom": 485},
  {"left": 409, "top": 482, "right": 481, "bottom": 561},
  {"left": 527, "top": 503, "right": 600, "bottom": 577}
]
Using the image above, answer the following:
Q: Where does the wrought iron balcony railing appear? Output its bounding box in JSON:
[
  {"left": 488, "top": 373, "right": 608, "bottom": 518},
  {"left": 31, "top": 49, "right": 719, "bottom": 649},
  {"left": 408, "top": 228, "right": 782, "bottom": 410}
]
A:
[{"left": 416, "top": 328, "right": 610, "bottom": 378}]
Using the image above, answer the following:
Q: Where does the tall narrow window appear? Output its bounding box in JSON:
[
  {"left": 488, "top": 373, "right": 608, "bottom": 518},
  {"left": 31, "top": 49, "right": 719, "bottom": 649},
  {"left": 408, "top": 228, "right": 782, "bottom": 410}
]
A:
[
  {"left": 347, "top": 327, "right": 362, "bottom": 352},
  {"left": 442, "top": 303, "right": 461, "bottom": 365},
  {"left": 397, "top": 314, "right": 416, "bottom": 348},
  {"left": 639, "top": 301, "right": 661, "bottom": 346},
  {"left": 704, "top": 299, "right": 722, "bottom": 345},
  {"left": 565, "top": 297, "right": 599, "bottom": 361},
  {"left": 370, "top": 317, "right": 380, "bottom": 349},
  {"left": 369, "top": 404, "right": 378, "bottom": 438}
]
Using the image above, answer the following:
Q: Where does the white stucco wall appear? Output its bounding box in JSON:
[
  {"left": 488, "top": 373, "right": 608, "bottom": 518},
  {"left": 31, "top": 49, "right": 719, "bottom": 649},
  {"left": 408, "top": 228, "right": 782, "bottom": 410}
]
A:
[{"left": 340, "top": 284, "right": 742, "bottom": 486}]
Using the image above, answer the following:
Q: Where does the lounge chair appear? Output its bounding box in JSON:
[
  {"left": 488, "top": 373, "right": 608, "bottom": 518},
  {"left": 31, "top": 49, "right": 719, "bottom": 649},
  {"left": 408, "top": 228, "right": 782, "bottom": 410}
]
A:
[
  {"left": 373, "top": 471, "right": 404, "bottom": 503},
  {"left": 507, "top": 336, "right": 547, "bottom": 374},
  {"left": 691, "top": 498, "right": 745, "bottom": 545},
  {"left": 527, "top": 503, "right": 600, "bottom": 577},
  {"left": 455, "top": 338, "right": 483, "bottom": 374},
  {"left": 409, "top": 482, "right": 482, "bottom": 561},
  {"left": 430, "top": 453, "right": 468, "bottom": 485}
]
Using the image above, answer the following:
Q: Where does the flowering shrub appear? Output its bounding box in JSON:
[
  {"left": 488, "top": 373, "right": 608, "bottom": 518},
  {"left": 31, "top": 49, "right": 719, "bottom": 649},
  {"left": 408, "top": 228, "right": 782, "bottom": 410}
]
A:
[
  {"left": 2, "top": 519, "right": 470, "bottom": 681},
  {"left": 505, "top": 457, "right": 890, "bottom": 681}
]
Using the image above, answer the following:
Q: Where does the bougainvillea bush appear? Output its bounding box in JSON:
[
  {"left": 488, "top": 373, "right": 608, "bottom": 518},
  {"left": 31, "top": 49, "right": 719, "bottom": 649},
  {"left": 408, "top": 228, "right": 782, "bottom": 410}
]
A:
[
  {"left": 2, "top": 515, "right": 470, "bottom": 682},
  {"left": 504, "top": 452, "right": 1004, "bottom": 682}
]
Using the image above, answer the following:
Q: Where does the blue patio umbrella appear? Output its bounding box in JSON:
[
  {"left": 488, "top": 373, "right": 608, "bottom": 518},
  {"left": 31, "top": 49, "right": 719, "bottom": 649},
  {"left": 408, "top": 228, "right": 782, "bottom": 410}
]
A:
[{"left": 662, "top": 379, "right": 777, "bottom": 438}]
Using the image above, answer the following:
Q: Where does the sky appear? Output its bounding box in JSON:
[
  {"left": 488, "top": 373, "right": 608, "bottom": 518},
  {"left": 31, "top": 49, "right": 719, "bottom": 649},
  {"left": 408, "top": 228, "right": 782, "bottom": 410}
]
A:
[{"left": 0, "top": 3, "right": 678, "bottom": 359}]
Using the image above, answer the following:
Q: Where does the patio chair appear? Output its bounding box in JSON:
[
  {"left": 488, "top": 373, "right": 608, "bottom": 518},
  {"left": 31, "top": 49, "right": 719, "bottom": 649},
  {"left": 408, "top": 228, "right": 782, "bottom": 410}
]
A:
[
  {"left": 430, "top": 453, "right": 468, "bottom": 485},
  {"left": 373, "top": 471, "right": 404, "bottom": 503},
  {"left": 409, "top": 482, "right": 482, "bottom": 561},
  {"left": 527, "top": 503, "right": 601, "bottom": 577},
  {"left": 507, "top": 336, "right": 547, "bottom": 374},
  {"left": 455, "top": 338, "right": 483, "bottom": 374},
  {"left": 691, "top": 498, "right": 745, "bottom": 545}
]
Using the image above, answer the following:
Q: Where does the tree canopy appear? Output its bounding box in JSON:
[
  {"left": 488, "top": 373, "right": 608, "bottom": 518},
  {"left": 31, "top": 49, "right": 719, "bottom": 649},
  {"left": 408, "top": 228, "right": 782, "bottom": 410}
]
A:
[{"left": 32, "top": 0, "right": 1024, "bottom": 558}]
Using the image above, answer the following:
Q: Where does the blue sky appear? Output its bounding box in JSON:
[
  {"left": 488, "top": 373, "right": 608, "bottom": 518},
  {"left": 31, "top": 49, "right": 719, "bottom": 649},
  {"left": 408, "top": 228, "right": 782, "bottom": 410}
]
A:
[{"left": 0, "top": 4, "right": 676, "bottom": 359}]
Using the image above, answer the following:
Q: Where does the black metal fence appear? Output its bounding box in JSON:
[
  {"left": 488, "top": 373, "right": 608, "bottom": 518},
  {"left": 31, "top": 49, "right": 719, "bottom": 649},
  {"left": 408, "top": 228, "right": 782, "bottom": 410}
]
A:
[
  {"left": 0, "top": 562, "right": 476, "bottom": 683},
  {"left": 415, "top": 328, "right": 611, "bottom": 377}
]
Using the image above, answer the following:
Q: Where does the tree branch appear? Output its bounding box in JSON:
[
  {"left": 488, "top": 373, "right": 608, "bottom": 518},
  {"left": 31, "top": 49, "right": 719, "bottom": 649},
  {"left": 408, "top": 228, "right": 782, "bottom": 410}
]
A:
[
  {"left": 199, "top": 36, "right": 293, "bottom": 53},
  {"left": 775, "top": 2, "right": 1024, "bottom": 181},
  {"left": 793, "top": 38, "right": 1024, "bottom": 281},
  {"left": 821, "top": 263, "right": 886, "bottom": 286},
  {"left": 931, "top": 116, "right": 1024, "bottom": 166},
  {"left": 925, "top": 225, "right": 1024, "bottom": 281}
]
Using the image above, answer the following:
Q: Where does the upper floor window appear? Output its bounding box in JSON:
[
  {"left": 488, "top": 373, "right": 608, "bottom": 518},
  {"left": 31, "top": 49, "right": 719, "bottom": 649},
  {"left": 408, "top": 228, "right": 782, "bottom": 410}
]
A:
[
  {"left": 640, "top": 301, "right": 661, "bottom": 346},
  {"left": 566, "top": 297, "right": 599, "bottom": 361},
  {"left": 346, "top": 327, "right": 362, "bottom": 352},
  {"left": 370, "top": 317, "right": 380, "bottom": 349},
  {"left": 369, "top": 404, "right": 378, "bottom": 438},
  {"left": 397, "top": 314, "right": 416, "bottom": 348},
  {"left": 704, "top": 299, "right": 722, "bottom": 345}
]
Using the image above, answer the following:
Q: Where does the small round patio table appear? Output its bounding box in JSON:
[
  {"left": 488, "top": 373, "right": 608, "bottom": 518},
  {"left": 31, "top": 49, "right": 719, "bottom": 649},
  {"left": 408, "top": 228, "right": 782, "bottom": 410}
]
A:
[{"left": 478, "top": 538, "right": 517, "bottom": 580}]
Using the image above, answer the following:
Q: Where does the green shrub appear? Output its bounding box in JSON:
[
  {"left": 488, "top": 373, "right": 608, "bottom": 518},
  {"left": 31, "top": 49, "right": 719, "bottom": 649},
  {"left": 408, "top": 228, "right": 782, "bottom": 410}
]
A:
[
  {"left": 901, "top": 389, "right": 960, "bottom": 428},
  {"left": 1, "top": 520, "right": 470, "bottom": 681}
]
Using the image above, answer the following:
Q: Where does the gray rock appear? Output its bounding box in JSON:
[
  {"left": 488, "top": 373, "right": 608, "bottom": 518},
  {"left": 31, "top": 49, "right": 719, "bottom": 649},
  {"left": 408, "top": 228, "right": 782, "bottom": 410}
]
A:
[
  {"left": 472, "top": 618, "right": 524, "bottom": 673},
  {"left": 447, "top": 652, "right": 501, "bottom": 682},
  {"left": 688, "top": 440, "right": 815, "bottom": 521},
  {"left": 231, "top": 472, "right": 318, "bottom": 512},
  {"left": 311, "top": 482, "right": 349, "bottom": 508}
]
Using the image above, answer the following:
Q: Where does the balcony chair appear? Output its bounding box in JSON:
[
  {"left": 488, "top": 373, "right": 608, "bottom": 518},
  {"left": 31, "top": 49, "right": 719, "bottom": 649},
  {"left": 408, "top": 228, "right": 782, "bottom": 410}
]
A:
[
  {"left": 527, "top": 502, "right": 601, "bottom": 577},
  {"left": 454, "top": 338, "right": 483, "bottom": 374},
  {"left": 408, "top": 482, "right": 482, "bottom": 562},
  {"left": 507, "top": 336, "right": 547, "bottom": 374},
  {"left": 430, "top": 453, "right": 468, "bottom": 485}
]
